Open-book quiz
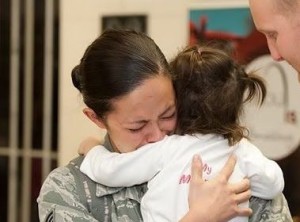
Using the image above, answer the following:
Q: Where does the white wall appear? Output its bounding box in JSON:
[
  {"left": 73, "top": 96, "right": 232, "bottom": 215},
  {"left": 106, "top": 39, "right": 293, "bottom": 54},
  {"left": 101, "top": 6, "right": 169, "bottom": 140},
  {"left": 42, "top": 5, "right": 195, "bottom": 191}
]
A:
[
  {"left": 59, "top": 0, "right": 248, "bottom": 165},
  {"left": 59, "top": 0, "right": 189, "bottom": 165}
]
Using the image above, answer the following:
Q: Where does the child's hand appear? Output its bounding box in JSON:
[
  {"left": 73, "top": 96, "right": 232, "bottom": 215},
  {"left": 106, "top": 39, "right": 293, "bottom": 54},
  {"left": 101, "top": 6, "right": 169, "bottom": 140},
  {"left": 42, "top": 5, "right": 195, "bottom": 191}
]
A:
[{"left": 78, "top": 136, "right": 102, "bottom": 156}]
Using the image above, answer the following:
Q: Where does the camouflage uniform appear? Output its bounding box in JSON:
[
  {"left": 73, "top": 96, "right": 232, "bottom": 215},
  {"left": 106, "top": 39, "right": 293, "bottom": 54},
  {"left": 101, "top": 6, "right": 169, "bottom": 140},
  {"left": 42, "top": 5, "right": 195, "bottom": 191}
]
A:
[
  {"left": 249, "top": 195, "right": 292, "bottom": 222},
  {"left": 37, "top": 136, "right": 293, "bottom": 222}
]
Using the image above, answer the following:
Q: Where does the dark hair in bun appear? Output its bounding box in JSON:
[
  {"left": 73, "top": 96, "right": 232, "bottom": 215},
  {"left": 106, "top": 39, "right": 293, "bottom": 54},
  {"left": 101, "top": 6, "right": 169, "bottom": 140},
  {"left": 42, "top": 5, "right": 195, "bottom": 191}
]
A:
[
  {"left": 71, "top": 65, "right": 82, "bottom": 92},
  {"left": 71, "top": 29, "right": 171, "bottom": 118}
]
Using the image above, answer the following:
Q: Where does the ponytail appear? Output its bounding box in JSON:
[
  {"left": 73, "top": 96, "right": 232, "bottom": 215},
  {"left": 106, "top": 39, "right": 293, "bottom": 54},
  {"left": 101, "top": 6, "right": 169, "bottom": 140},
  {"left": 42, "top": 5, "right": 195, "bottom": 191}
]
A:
[{"left": 243, "top": 70, "right": 266, "bottom": 106}]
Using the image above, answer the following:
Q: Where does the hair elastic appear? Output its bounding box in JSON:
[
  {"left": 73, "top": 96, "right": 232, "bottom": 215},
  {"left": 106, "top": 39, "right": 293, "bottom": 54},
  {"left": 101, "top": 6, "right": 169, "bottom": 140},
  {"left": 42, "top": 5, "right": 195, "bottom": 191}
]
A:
[{"left": 197, "top": 48, "right": 202, "bottom": 56}]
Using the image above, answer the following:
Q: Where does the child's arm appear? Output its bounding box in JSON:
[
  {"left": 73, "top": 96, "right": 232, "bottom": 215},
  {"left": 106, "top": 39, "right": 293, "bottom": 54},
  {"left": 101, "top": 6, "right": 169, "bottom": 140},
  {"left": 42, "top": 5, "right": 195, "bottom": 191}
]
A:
[
  {"left": 80, "top": 137, "right": 170, "bottom": 187},
  {"left": 78, "top": 136, "right": 103, "bottom": 156},
  {"left": 238, "top": 139, "right": 284, "bottom": 199}
]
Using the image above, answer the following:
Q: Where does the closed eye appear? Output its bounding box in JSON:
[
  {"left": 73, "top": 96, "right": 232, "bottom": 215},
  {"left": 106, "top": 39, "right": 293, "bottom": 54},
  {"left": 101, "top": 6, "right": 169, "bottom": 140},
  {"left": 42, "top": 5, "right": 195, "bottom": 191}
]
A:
[
  {"left": 128, "top": 126, "right": 144, "bottom": 133},
  {"left": 161, "top": 112, "right": 176, "bottom": 120}
]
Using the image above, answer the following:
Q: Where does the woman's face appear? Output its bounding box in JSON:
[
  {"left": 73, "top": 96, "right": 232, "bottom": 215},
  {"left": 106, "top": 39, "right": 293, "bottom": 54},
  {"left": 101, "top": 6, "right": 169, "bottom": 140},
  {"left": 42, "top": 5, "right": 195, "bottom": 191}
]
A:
[{"left": 103, "top": 75, "right": 177, "bottom": 153}]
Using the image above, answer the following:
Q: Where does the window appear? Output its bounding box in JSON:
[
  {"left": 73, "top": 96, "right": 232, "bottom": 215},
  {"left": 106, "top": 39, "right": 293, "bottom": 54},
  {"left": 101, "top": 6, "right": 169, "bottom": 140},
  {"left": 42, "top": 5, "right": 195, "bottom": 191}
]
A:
[{"left": 0, "top": 0, "right": 59, "bottom": 221}]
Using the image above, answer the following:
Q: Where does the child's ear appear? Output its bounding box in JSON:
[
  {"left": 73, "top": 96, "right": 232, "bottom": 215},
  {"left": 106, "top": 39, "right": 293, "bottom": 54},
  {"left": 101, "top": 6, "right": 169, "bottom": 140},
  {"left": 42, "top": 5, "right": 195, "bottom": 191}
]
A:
[{"left": 83, "top": 107, "right": 107, "bottom": 129}]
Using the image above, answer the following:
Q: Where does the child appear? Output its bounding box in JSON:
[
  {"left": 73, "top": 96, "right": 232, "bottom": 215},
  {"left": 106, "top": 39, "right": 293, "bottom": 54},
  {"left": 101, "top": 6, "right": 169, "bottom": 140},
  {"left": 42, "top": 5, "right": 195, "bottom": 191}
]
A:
[{"left": 80, "top": 44, "right": 284, "bottom": 222}]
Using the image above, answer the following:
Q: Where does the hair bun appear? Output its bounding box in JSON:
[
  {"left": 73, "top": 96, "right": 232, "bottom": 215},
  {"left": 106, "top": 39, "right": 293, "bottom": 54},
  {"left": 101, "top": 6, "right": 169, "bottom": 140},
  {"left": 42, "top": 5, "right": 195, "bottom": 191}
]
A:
[{"left": 71, "top": 65, "right": 82, "bottom": 91}]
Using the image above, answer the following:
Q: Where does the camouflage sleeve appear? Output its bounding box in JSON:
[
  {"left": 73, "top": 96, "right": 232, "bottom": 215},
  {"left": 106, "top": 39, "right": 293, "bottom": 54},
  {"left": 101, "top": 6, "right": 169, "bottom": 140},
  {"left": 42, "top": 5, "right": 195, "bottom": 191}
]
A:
[
  {"left": 37, "top": 166, "right": 98, "bottom": 222},
  {"left": 249, "top": 193, "right": 293, "bottom": 222}
]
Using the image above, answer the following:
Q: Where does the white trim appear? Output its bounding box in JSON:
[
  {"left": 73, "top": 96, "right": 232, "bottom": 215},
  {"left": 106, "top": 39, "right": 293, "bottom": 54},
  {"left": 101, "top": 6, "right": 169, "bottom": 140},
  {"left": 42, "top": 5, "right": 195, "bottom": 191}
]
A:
[
  {"left": 22, "top": 0, "right": 34, "bottom": 221},
  {"left": 42, "top": 0, "right": 54, "bottom": 181},
  {"left": 8, "top": 0, "right": 20, "bottom": 221},
  {"left": 0, "top": 148, "right": 58, "bottom": 159},
  {"left": 188, "top": 0, "right": 249, "bottom": 9}
]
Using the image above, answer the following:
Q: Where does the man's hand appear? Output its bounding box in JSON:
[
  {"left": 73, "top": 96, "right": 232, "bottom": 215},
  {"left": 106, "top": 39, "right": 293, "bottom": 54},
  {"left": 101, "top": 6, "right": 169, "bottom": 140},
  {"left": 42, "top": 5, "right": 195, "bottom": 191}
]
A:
[{"left": 186, "top": 154, "right": 252, "bottom": 222}]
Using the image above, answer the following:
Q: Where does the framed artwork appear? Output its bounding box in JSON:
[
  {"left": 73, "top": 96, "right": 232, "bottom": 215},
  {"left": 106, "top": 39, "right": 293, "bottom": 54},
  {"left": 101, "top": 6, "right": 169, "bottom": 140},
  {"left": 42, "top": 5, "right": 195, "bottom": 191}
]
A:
[
  {"left": 102, "top": 15, "right": 147, "bottom": 33},
  {"left": 189, "top": 3, "right": 269, "bottom": 65}
]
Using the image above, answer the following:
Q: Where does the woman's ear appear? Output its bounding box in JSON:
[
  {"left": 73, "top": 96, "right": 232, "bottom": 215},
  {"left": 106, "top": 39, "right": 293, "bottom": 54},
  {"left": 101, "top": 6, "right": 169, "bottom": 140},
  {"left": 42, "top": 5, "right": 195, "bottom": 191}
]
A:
[{"left": 83, "top": 107, "right": 107, "bottom": 129}]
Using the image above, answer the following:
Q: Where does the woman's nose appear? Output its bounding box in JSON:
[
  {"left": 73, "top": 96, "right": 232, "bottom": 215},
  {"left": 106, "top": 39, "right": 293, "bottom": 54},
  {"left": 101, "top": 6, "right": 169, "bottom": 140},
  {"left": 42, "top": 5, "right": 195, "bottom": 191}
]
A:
[{"left": 146, "top": 123, "right": 165, "bottom": 143}]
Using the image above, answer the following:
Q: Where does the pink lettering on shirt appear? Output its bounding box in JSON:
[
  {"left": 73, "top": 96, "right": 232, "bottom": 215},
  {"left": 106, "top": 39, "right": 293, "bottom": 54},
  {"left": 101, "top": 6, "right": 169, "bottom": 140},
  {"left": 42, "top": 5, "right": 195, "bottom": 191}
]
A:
[
  {"left": 203, "top": 163, "right": 212, "bottom": 175},
  {"left": 179, "top": 174, "right": 191, "bottom": 184},
  {"left": 178, "top": 162, "right": 212, "bottom": 184}
]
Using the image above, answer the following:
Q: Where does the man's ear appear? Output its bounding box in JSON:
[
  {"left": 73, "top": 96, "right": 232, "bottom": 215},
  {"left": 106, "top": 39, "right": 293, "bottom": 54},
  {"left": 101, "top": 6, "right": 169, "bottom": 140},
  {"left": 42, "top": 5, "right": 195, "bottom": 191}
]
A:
[{"left": 83, "top": 107, "right": 107, "bottom": 129}]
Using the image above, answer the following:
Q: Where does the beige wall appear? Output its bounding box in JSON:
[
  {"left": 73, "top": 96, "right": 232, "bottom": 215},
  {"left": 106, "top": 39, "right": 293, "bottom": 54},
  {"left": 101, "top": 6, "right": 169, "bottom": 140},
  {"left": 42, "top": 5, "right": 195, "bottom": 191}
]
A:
[{"left": 59, "top": 0, "right": 249, "bottom": 165}]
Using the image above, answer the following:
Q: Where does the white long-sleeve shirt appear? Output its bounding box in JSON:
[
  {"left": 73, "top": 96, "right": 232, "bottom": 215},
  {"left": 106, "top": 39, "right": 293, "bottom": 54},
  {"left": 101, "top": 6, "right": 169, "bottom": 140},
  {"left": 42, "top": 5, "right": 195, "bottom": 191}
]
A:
[{"left": 80, "top": 134, "right": 284, "bottom": 222}]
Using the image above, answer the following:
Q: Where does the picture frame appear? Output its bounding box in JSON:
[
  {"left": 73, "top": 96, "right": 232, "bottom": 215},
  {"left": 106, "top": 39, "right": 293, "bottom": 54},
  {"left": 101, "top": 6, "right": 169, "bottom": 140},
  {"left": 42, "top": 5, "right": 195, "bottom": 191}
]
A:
[{"left": 102, "top": 15, "right": 147, "bottom": 33}]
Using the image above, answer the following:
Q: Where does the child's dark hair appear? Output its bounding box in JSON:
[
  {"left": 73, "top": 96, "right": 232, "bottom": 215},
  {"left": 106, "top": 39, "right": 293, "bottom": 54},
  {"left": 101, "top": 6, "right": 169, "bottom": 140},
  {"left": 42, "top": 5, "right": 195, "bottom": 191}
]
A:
[{"left": 170, "top": 44, "right": 266, "bottom": 146}]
